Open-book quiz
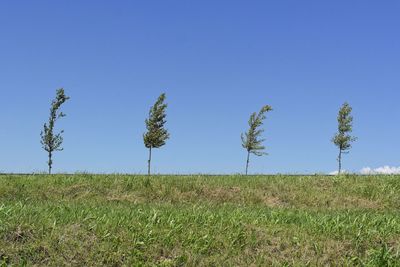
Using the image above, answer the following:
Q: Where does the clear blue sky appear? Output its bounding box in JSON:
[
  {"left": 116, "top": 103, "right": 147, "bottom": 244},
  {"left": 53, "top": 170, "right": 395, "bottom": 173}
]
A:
[{"left": 0, "top": 1, "right": 399, "bottom": 174}]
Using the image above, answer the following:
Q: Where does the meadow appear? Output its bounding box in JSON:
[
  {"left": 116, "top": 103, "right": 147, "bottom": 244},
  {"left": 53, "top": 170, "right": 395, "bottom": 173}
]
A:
[{"left": 0, "top": 174, "right": 399, "bottom": 266}]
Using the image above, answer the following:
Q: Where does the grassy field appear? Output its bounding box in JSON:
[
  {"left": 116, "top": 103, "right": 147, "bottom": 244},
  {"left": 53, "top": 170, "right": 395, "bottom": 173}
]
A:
[{"left": 0, "top": 174, "right": 399, "bottom": 266}]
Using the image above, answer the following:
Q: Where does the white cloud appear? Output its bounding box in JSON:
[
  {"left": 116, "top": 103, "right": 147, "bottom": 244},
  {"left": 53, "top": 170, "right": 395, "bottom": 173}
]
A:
[{"left": 360, "top": 166, "right": 400, "bottom": 175}]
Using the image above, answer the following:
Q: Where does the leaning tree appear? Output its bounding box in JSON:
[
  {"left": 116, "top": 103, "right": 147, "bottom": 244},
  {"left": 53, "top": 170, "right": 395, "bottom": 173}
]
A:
[
  {"left": 143, "top": 93, "right": 169, "bottom": 175},
  {"left": 332, "top": 102, "right": 356, "bottom": 175},
  {"left": 40, "top": 88, "right": 70, "bottom": 174},
  {"left": 241, "top": 105, "right": 273, "bottom": 175}
]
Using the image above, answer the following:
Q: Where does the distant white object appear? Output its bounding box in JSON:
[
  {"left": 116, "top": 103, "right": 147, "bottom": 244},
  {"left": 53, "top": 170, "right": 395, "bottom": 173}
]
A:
[
  {"left": 329, "top": 170, "right": 348, "bottom": 175},
  {"left": 360, "top": 166, "right": 400, "bottom": 175}
]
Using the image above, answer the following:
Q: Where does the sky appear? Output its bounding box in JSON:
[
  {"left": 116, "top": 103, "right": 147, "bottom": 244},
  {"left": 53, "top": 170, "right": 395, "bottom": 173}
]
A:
[{"left": 0, "top": 1, "right": 399, "bottom": 174}]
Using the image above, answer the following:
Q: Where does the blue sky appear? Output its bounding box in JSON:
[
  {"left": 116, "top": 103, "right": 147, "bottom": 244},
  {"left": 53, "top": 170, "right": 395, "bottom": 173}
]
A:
[{"left": 0, "top": 1, "right": 399, "bottom": 174}]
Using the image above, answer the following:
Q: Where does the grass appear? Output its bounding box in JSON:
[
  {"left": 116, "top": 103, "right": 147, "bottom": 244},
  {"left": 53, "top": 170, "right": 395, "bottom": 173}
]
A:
[{"left": 0, "top": 174, "right": 400, "bottom": 266}]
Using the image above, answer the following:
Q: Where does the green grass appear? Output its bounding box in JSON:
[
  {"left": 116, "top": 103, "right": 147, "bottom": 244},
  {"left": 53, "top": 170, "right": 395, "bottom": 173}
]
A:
[{"left": 0, "top": 174, "right": 400, "bottom": 266}]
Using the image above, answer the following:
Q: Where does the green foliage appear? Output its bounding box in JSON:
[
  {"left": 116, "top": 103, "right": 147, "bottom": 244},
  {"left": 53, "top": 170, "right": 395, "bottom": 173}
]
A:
[
  {"left": 241, "top": 105, "right": 272, "bottom": 174},
  {"left": 143, "top": 93, "right": 169, "bottom": 149},
  {"left": 332, "top": 102, "right": 356, "bottom": 174},
  {"left": 332, "top": 102, "right": 356, "bottom": 152},
  {"left": 143, "top": 93, "right": 169, "bottom": 175},
  {"left": 241, "top": 105, "right": 272, "bottom": 156},
  {"left": 40, "top": 88, "right": 69, "bottom": 174}
]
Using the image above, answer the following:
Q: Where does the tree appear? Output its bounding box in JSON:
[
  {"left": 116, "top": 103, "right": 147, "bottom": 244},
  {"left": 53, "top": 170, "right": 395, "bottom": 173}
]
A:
[
  {"left": 332, "top": 102, "right": 356, "bottom": 175},
  {"left": 241, "top": 105, "right": 273, "bottom": 175},
  {"left": 143, "top": 93, "right": 169, "bottom": 175},
  {"left": 40, "top": 88, "right": 70, "bottom": 174}
]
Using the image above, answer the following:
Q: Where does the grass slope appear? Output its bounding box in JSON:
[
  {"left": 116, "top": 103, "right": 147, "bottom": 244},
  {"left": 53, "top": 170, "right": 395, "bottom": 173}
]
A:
[{"left": 0, "top": 174, "right": 400, "bottom": 266}]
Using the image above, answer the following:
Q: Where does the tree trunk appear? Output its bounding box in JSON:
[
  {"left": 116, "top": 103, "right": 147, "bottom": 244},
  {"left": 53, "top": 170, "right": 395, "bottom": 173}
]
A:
[
  {"left": 338, "top": 149, "right": 342, "bottom": 175},
  {"left": 48, "top": 151, "right": 52, "bottom": 175},
  {"left": 147, "top": 147, "right": 152, "bottom": 176},
  {"left": 245, "top": 151, "right": 250, "bottom": 175}
]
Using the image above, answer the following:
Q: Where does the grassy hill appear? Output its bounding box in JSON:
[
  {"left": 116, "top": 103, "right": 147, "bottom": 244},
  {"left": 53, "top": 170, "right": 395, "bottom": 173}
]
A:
[{"left": 0, "top": 174, "right": 399, "bottom": 266}]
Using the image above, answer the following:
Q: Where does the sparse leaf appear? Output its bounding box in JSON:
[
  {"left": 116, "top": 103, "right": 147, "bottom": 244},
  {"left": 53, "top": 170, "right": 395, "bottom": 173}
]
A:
[
  {"left": 241, "top": 105, "right": 272, "bottom": 174},
  {"left": 40, "top": 88, "right": 69, "bottom": 174},
  {"left": 332, "top": 102, "right": 356, "bottom": 174}
]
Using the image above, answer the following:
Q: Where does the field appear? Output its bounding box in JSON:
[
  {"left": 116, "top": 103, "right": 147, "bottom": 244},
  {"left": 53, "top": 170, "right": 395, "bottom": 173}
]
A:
[{"left": 0, "top": 174, "right": 399, "bottom": 266}]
